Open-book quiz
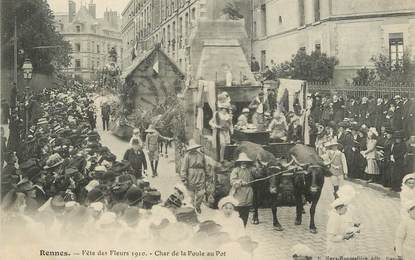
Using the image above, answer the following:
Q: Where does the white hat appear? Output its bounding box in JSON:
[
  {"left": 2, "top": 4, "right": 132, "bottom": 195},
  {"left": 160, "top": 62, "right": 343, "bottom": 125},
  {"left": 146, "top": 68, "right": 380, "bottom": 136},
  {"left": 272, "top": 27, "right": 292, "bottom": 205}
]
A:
[
  {"left": 291, "top": 243, "right": 315, "bottom": 257},
  {"left": 65, "top": 201, "right": 79, "bottom": 208},
  {"left": 89, "top": 202, "right": 104, "bottom": 212},
  {"left": 242, "top": 108, "right": 250, "bottom": 113},
  {"left": 85, "top": 180, "right": 100, "bottom": 192},
  {"left": 94, "top": 165, "right": 107, "bottom": 172},
  {"left": 331, "top": 198, "right": 348, "bottom": 209},
  {"left": 186, "top": 139, "right": 202, "bottom": 151},
  {"left": 235, "top": 152, "right": 253, "bottom": 163},
  {"left": 402, "top": 173, "right": 415, "bottom": 185},
  {"left": 133, "top": 128, "right": 140, "bottom": 134},
  {"left": 218, "top": 196, "right": 239, "bottom": 209}
]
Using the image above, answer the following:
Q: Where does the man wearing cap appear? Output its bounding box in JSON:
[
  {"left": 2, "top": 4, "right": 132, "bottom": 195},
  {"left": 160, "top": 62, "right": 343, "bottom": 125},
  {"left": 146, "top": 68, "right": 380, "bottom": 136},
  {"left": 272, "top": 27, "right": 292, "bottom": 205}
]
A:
[
  {"left": 123, "top": 138, "right": 147, "bottom": 179},
  {"left": 180, "top": 139, "right": 208, "bottom": 214},
  {"left": 235, "top": 108, "right": 250, "bottom": 130}
]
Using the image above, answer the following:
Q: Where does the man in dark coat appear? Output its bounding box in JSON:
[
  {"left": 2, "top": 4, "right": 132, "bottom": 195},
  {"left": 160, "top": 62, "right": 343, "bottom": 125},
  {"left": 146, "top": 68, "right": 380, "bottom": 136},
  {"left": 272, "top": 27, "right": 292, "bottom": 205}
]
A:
[
  {"left": 251, "top": 57, "right": 260, "bottom": 72},
  {"left": 392, "top": 96, "right": 404, "bottom": 131},
  {"left": 375, "top": 98, "right": 386, "bottom": 132},
  {"left": 382, "top": 128, "right": 394, "bottom": 187},
  {"left": 367, "top": 96, "right": 377, "bottom": 127},
  {"left": 87, "top": 107, "right": 97, "bottom": 130},
  {"left": 332, "top": 95, "right": 345, "bottom": 123},
  {"left": 390, "top": 131, "right": 407, "bottom": 191},
  {"left": 123, "top": 138, "right": 147, "bottom": 179},
  {"left": 101, "top": 102, "right": 111, "bottom": 131},
  {"left": 402, "top": 97, "right": 415, "bottom": 138},
  {"left": 346, "top": 97, "right": 360, "bottom": 121}
]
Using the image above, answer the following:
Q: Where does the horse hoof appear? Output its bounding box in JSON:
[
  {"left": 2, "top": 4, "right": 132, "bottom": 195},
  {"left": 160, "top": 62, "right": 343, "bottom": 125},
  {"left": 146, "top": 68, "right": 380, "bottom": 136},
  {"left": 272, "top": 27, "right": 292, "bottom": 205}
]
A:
[
  {"left": 273, "top": 224, "right": 284, "bottom": 231},
  {"left": 310, "top": 228, "right": 318, "bottom": 234},
  {"left": 295, "top": 220, "right": 302, "bottom": 225},
  {"left": 251, "top": 219, "right": 259, "bottom": 225}
]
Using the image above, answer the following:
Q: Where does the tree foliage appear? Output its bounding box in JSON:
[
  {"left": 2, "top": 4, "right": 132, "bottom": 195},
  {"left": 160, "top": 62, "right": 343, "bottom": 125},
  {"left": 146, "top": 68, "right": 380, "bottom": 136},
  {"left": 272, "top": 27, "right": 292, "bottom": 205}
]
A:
[
  {"left": 352, "top": 53, "right": 415, "bottom": 85},
  {"left": 271, "top": 49, "right": 338, "bottom": 82},
  {"left": 1, "top": 0, "right": 72, "bottom": 75}
]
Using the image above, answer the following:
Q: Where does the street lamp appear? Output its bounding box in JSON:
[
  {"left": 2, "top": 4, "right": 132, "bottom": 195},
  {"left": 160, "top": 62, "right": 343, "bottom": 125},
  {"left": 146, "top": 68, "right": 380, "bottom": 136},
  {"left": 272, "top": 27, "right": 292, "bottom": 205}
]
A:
[{"left": 22, "top": 58, "right": 33, "bottom": 137}]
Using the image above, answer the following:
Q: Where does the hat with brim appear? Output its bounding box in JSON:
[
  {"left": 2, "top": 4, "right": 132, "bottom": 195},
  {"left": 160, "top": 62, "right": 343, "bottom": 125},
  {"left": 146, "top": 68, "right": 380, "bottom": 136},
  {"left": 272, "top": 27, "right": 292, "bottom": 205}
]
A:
[
  {"left": 242, "top": 108, "right": 250, "bottom": 113},
  {"left": 37, "top": 118, "right": 48, "bottom": 126},
  {"left": 87, "top": 188, "right": 105, "bottom": 203},
  {"left": 235, "top": 152, "right": 253, "bottom": 163},
  {"left": 16, "top": 180, "right": 35, "bottom": 192},
  {"left": 145, "top": 125, "right": 156, "bottom": 133},
  {"left": 325, "top": 141, "right": 342, "bottom": 149},
  {"left": 393, "top": 131, "right": 405, "bottom": 139},
  {"left": 126, "top": 187, "right": 144, "bottom": 206},
  {"left": 143, "top": 191, "right": 162, "bottom": 205},
  {"left": 402, "top": 173, "right": 415, "bottom": 185},
  {"left": 19, "top": 158, "right": 37, "bottom": 170},
  {"left": 44, "top": 153, "right": 64, "bottom": 169},
  {"left": 186, "top": 139, "right": 202, "bottom": 151}
]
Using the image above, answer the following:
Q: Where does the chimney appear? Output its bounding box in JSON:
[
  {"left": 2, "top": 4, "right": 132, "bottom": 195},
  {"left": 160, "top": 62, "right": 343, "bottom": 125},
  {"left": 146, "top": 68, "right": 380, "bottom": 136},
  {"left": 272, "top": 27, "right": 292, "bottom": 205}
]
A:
[
  {"left": 88, "top": 0, "right": 96, "bottom": 19},
  {"left": 68, "top": 0, "right": 76, "bottom": 22}
]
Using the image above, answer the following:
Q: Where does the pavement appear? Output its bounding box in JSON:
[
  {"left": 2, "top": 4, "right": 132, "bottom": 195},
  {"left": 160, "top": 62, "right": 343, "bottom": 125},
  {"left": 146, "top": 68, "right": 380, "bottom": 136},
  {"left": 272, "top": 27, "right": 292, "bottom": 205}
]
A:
[{"left": 97, "top": 124, "right": 402, "bottom": 259}]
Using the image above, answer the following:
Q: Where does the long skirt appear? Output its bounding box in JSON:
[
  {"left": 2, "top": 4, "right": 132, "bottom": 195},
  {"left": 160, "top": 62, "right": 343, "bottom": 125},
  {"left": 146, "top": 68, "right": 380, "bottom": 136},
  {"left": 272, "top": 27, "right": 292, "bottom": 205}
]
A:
[{"left": 365, "top": 159, "right": 380, "bottom": 175}]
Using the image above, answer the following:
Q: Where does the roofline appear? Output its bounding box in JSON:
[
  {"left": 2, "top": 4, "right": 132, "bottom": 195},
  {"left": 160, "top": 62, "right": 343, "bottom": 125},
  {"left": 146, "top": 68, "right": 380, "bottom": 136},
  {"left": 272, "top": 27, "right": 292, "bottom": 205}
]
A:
[{"left": 121, "top": 0, "right": 135, "bottom": 16}]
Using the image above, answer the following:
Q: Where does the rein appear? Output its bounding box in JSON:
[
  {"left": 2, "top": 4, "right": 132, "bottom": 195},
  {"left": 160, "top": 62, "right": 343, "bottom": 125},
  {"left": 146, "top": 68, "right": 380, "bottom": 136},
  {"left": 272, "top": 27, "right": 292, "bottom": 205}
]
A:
[{"left": 244, "top": 167, "right": 303, "bottom": 185}]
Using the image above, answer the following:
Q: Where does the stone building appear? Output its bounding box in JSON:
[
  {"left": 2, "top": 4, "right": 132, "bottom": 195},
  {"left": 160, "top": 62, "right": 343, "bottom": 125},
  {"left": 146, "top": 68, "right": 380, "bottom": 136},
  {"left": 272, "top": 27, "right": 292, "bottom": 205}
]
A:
[
  {"left": 121, "top": 0, "right": 254, "bottom": 77},
  {"left": 54, "top": 0, "right": 122, "bottom": 80},
  {"left": 252, "top": 0, "right": 415, "bottom": 83}
]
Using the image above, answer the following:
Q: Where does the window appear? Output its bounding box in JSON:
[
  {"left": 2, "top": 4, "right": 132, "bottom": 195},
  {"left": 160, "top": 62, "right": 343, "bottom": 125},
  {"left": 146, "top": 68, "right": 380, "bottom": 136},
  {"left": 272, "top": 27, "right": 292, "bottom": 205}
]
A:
[
  {"left": 75, "top": 43, "right": 81, "bottom": 52},
  {"left": 75, "top": 59, "right": 81, "bottom": 70},
  {"left": 278, "top": 16, "right": 282, "bottom": 24},
  {"left": 299, "top": 0, "right": 305, "bottom": 26},
  {"left": 76, "top": 25, "right": 81, "bottom": 32},
  {"left": 191, "top": 8, "right": 196, "bottom": 20},
  {"left": 97, "top": 44, "right": 100, "bottom": 54},
  {"left": 389, "top": 33, "right": 404, "bottom": 67},
  {"left": 314, "top": 0, "right": 320, "bottom": 22}
]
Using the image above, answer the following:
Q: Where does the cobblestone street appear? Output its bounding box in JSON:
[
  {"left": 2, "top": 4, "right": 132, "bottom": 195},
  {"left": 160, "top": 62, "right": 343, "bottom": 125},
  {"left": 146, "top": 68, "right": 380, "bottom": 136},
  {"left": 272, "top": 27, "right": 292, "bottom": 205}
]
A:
[{"left": 97, "top": 125, "right": 402, "bottom": 260}]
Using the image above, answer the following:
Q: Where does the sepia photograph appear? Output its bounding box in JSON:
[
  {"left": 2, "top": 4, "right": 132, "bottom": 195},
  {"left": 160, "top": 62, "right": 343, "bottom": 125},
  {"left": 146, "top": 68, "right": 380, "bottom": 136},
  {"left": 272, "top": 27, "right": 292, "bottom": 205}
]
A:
[{"left": 0, "top": 0, "right": 414, "bottom": 259}]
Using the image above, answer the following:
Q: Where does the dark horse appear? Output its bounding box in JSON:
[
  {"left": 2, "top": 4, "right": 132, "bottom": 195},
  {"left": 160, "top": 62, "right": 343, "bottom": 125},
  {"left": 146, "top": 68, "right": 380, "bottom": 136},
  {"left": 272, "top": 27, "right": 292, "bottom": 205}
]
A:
[{"left": 236, "top": 142, "right": 332, "bottom": 234}]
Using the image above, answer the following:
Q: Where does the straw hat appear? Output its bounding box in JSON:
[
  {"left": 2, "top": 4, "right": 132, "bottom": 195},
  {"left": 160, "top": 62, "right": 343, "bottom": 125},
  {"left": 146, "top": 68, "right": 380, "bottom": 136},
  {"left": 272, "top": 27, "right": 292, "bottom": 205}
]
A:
[
  {"left": 242, "top": 108, "right": 250, "bottom": 113},
  {"left": 235, "top": 152, "right": 253, "bottom": 163},
  {"left": 402, "top": 173, "right": 415, "bottom": 185},
  {"left": 44, "top": 153, "right": 64, "bottom": 169},
  {"left": 186, "top": 139, "right": 202, "bottom": 151},
  {"left": 145, "top": 124, "right": 156, "bottom": 133},
  {"left": 325, "top": 140, "right": 342, "bottom": 149}
]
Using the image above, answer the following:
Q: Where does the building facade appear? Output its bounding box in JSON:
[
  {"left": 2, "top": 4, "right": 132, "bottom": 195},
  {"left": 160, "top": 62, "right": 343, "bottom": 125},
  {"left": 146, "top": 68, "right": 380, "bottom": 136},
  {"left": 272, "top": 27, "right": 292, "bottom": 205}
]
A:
[
  {"left": 121, "top": 0, "right": 254, "bottom": 77},
  {"left": 252, "top": 0, "right": 415, "bottom": 83},
  {"left": 54, "top": 1, "right": 122, "bottom": 80}
]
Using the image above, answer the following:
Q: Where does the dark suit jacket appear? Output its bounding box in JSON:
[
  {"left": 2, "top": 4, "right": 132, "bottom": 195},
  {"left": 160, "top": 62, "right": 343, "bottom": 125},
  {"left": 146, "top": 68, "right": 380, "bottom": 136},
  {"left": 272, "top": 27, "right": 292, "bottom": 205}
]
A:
[{"left": 123, "top": 148, "right": 147, "bottom": 174}]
